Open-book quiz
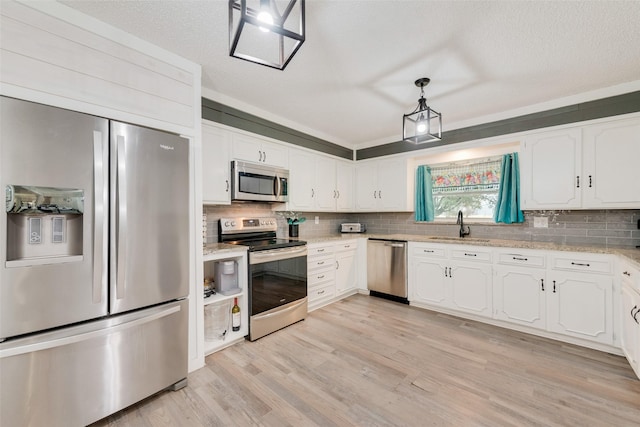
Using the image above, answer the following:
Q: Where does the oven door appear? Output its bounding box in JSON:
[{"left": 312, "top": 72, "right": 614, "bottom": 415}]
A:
[{"left": 249, "top": 246, "right": 307, "bottom": 316}]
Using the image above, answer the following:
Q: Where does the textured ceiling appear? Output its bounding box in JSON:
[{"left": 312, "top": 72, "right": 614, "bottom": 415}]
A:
[{"left": 60, "top": 0, "right": 640, "bottom": 149}]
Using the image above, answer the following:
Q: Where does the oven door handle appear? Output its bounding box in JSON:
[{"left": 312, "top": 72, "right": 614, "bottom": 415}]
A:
[{"left": 250, "top": 246, "right": 307, "bottom": 264}]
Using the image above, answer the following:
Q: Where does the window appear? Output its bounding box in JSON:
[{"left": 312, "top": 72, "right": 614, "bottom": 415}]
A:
[{"left": 429, "top": 157, "right": 501, "bottom": 220}]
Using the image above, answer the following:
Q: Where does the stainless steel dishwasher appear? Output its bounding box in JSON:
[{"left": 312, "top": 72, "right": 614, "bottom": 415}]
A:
[{"left": 367, "top": 239, "right": 408, "bottom": 304}]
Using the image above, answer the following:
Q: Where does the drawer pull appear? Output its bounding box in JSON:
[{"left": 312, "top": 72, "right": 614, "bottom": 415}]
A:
[
  {"left": 317, "top": 248, "right": 325, "bottom": 252},
  {"left": 541, "top": 279, "right": 544, "bottom": 291},
  {"left": 423, "top": 250, "right": 435, "bottom": 253},
  {"left": 317, "top": 275, "right": 325, "bottom": 279},
  {"left": 513, "top": 256, "right": 528, "bottom": 261},
  {"left": 464, "top": 253, "right": 477, "bottom": 257},
  {"left": 344, "top": 245, "right": 351, "bottom": 248},
  {"left": 623, "top": 271, "right": 631, "bottom": 277},
  {"left": 317, "top": 261, "right": 325, "bottom": 265},
  {"left": 553, "top": 280, "right": 556, "bottom": 293},
  {"left": 318, "top": 290, "right": 325, "bottom": 295},
  {"left": 571, "top": 262, "right": 590, "bottom": 267}
]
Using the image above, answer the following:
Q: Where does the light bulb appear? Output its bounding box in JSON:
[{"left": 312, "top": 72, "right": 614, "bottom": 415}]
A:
[
  {"left": 257, "top": 10, "right": 273, "bottom": 32},
  {"left": 416, "top": 122, "right": 427, "bottom": 133}
]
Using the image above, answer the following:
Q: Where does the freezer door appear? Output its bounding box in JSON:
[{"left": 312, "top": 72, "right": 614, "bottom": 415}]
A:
[
  {"left": 0, "top": 299, "right": 188, "bottom": 427},
  {"left": 110, "top": 122, "right": 189, "bottom": 313},
  {"left": 0, "top": 97, "right": 109, "bottom": 339}
]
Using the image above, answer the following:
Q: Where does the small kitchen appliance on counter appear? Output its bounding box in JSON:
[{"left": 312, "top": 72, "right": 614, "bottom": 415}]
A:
[{"left": 341, "top": 223, "right": 366, "bottom": 233}]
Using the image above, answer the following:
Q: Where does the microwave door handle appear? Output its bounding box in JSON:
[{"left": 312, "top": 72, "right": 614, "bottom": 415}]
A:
[{"left": 274, "top": 175, "right": 281, "bottom": 197}]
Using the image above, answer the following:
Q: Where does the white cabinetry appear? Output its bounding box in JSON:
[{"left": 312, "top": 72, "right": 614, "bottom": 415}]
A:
[
  {"left": 288, "top": 149, "right": 336, "bottom": 211},
  {"left": 547, "top": 253, "right": 614, "bottom": 346},
  {"left": 521, "top": 116, "right": 640, "bottom": 210},
  {"left": 409, "top": 243, "right": 493, "bottom": 318},
  {"left": 201, "top": 250, "right": 248, "bottom": 355},
  {"left": 307, "top": 240, "right": 359, "bottom": 311},
  {"left": 231, "top": 133, "right": 288, "bottom": 168},
  {"left": 493, "top": 250, "right": 547, "bottom": 330},
  {"left": 582, "top": 117, "right": 640, "bottom": 208},
  {"left": 202, "top": 122, "right": 231, "bottom": 205},
  {"left": 355, "top": 157, "right": 413, "bottom": 212},
  {"left": 620, "top": 261, "right": 640, "bottom": 379},
  {"left": 335, "top": 241, "right": 358, "bottom": 296},
  {"left": 288, "top": 149, "right": 354, "bottom": 212},
  {"left": 521, "top": 128, "right": 582, "bottom": 209}
]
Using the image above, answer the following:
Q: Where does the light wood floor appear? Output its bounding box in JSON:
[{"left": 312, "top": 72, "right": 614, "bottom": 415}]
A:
[{"left": 92, "top": 294, "right": 640, "bottom": 426}]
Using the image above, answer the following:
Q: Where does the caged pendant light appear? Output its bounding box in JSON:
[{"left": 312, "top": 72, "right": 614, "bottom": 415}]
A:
[
  {"left": 229, "top": 0, "right": 305, "bottom": 70},
  {"left": 402, "top": 78, "right": 442, "bottom": 144}
]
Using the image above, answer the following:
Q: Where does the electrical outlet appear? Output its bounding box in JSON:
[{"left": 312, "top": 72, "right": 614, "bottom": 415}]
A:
[
  {"left": 533, "top": 216, "right": 548, "bottom": 228},
  {"left": 315, "top": 216, "right": 319, "bottom": 225}
]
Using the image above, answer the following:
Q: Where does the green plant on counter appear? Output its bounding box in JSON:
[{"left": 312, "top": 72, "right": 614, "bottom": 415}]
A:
[{"left": 284, "top": 211, "right": 306, "bottom": 225}]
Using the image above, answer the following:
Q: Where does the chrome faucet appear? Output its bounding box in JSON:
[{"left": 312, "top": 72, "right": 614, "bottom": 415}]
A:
[{"left": 456, "top": 210, "right": 470, "bottom": 238}]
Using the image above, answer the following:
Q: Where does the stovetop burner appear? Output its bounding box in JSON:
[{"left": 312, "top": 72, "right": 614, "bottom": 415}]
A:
[{"left": 219, "top": 217, "right": 306, "bottom": 251}]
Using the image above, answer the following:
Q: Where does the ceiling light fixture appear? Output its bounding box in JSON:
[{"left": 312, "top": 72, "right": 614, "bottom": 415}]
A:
[
  {"left": 403, "top": 77, "right": 442, "bottom": 144},
  {"left": 229, "top": 0, "right": 305, "bottom": 70}
]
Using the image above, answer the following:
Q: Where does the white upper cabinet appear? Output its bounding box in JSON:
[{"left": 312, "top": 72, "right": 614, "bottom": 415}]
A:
[
  {"left": 201, "top": 122, "right": 231, "bottom": 205},
  {"left": 582, "top": 117, "right": 640, "bottom": 208},
  {"left": 288, "top": 148, "right": 353, "bottom": 212},
  {"left": 521, "top": 115, "right": 640, "bottom": 210},
  {"left": 231, "top": 133, "right": 288, "bottom": 168},
  {"left": 336, "top": 160, "right": 355, "bottom": 212},
  {"left": 355, "top": 157, "right": 413, "bottom": 212},
  {"left": 521, "top": 128, "right": 582, "bottom": 209}
]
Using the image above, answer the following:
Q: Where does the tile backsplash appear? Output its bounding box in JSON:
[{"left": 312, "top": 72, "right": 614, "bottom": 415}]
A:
[{"left": 204, "top": 204, "right": 640, "bottom": 249}]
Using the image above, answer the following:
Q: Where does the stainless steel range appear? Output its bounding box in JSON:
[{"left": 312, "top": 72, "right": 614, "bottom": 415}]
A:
[{"left": 219, "top": 217, "right": 307, "bottom": 340}]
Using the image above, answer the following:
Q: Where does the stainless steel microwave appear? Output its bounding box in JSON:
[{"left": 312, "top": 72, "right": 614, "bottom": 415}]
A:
[{"left": 231, "top": 160, "right": 289, "bottom": 202}]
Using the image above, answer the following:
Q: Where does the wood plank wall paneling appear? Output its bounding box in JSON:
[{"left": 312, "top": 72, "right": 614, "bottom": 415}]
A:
[
  {"left": 90, "top": 295, "right": 640, "bottom": 427},
  {"left": 0, "top": 1, "right": 195, "bottom": 131}
]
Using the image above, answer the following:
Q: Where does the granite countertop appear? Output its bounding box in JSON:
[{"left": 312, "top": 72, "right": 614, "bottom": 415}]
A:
[
  {"left": 203, "top": 243, "right": 248, "bottom": 257},
  {"left": 299, "top": 233, "right": 640, "bottom": 268}
]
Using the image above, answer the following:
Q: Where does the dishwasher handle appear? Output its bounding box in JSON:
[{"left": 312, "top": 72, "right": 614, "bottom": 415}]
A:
[{"left": 385, "top": 243, "right": 406, "bottom": 248}]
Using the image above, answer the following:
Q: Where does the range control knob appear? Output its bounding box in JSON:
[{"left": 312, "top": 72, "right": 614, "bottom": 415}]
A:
[
  {"left": 224, "top": 221, "right": 231, "bottom": 227},
  {"left": 231, "top": 221, "right": 236, "bottom": 227}
]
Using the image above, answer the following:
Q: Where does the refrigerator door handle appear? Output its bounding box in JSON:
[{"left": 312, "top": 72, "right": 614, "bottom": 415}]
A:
[
  {"left": 116, "top": 135, "right": 128, "bottom": 299},
  {"left": 0, "top": 304, "right": 181, "bottom": 359},
  {"left": 93, "top": 131, "right": 107, "bottom": 304}
]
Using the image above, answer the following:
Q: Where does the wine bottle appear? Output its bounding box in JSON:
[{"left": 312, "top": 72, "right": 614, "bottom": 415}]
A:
[{"left": 231, "top": 297, "right": 240, "bottom": 332}]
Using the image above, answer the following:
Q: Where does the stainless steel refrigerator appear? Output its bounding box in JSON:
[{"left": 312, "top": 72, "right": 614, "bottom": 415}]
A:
[{"left": 0, "top": 96, "right": 190, "bottom": 426}]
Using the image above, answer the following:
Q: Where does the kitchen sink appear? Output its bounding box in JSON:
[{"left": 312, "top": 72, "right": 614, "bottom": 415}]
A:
[{"left": 426, "top": 236, "right": 490, "bottom": 243}]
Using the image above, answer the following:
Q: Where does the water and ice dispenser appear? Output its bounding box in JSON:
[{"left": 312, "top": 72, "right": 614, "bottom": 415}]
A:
[
  {"left": 214, "top": 260, "right": 240, "bottom": 295},
  {"left": 5, "top": 185, "right": 84, "bottom": 266}
]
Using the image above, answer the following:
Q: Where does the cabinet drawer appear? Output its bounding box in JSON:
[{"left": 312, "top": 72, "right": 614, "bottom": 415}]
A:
[
  {"left": 308, "top": 269, "right": 335, "bottom": 287},
  {"left": 308, "top": 244, "right": 335, "bottom": 257},
  {"left": 551, "top": 254, "right": 612, "bottom": 274},
  {"left": 307, "top": 254, "right": 334, "bottom": 272},
  {"left": 411, "top": 245, "right": 447, "bottom": 258},
  {"left": 450, "top": 248, "right": 492, "bottom": 263},
  {"left": 496, "top": 251, "right": 545, "bottom": 268},
  {"left": 308, "top": 282, "right": 335, "bottom": 303},
  {"left": 335, "top": 240, "right": 358, "bottom": 252}
]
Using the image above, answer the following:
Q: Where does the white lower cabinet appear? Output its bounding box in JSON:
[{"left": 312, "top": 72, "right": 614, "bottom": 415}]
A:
[
  {"left": 307, "top": 240, "right": 359, "bottom": 311},
  {"left": 410, "top": 243, "right": 618, "bottom": 350},
  {"left": 620, "top": 262, "right": 640, "bottom": 379},
  {"left": 409, "top": 243, "right": 493, "bottom": 318}
]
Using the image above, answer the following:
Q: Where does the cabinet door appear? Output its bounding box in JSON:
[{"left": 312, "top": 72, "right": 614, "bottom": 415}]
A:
[
  {"left": 336, "top": 160, "right": 355, "bottom": 211},
  {"left": 335, "top": 250, "right": 357, "bottom": 295},
  {"left": 377, "top": 158, "right": 412, "bottom": 211},
  {"left": 260, "top": 140, "right": 288, "bottom": 168},
  {"left": 231, "top": 133, "right": 264, "bottom": 164},
  {"left": 547, "top": 272, "right": 613, "bottom": 345},
  {"left": 202, "top": 123, "right": 231, "bottom": 204},
  {"left": 582, "top": 117, "right": 640, "bottom": 208},
  {"left": 355, "top": 162, "right": 378, "bottom": 211},
  {"left": 449, "top": 263, "right": 493, "bottom": 317},
  {"left": 493, "top": 267, "right": 546, "bottom": 330},
  {"left": 315, "top": 156, "right": 337, "bottom": 211},
  {"left": 288, "top": 149, "right": 316, "bottom": 210},
  {"left": 409, "top": 257, "right": 449, "bottom": 306},
  {"left": 521, "top": 128, "right": 582, "bottom": 209},
  {"left": 620, "top": 284, "right": 640, "bottom": 378}
]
